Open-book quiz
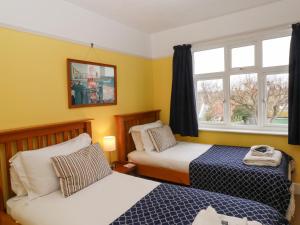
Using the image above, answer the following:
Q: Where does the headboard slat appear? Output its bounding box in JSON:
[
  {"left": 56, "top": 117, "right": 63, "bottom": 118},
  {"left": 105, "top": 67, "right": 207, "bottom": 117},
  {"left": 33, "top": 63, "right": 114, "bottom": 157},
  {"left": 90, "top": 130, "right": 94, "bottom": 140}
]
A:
[
  {"left": 38, "top": 136, "right": 43, "bottom": 148},
  {"left": 71, "top": 130, "right": 76, "bottom": 138},
  {"left": 47, "top": 135, "right": 52, "bottom": 146},
  {"left": 115, "top": 110, "right": 160, "bottom": 162},
  {"left": 16, "top": 140, "right": 23, "bottom": 151},
  {"left": 0, "top": 119, "right": 93, "bottom": 212},
  {"left": 63, "top": 132, "right": 69, "bottom": 141},
  {"left": 27, "top": 137, "right": 33, "bottom": 150},
  {"left": 55, "top": 133, "right": 62, "bottom": 144}
]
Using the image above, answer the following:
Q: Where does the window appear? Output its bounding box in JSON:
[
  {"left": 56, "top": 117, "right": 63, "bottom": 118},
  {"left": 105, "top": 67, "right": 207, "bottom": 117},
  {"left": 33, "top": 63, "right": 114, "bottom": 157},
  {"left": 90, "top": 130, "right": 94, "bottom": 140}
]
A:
[
  {"left": 230, "top": 74, "right": 258, "bottom": 125},
  {"left": 193, "top": 31, "right": 291, "bottom": 134},
  {"left": 263, "top": 36, "right": 291, "bottom": 67},
  {"left": 231, "top": 45, "right": 255, "bottom": 68},
  {"left": 197, "top": 79, "right": 224, "bottom": 123},
  {"left": 193, "top": 48, "right": 224, "bottom": 74},
  {"left": 265, "top": 73, "right": 288, "bottom": 125}
]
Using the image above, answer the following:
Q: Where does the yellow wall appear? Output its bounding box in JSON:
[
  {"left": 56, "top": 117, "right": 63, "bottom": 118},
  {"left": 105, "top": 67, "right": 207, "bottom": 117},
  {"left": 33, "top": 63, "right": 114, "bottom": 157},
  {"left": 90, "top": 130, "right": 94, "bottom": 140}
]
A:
[
  {"left": 0, "top": 27, "right": 153, "bottom": 161},
  {"left": 1, "top": 27, "right": 299, "bottom": 182},
  {"left": 152, "top": 57, "right": 300, "bottom": 182}
]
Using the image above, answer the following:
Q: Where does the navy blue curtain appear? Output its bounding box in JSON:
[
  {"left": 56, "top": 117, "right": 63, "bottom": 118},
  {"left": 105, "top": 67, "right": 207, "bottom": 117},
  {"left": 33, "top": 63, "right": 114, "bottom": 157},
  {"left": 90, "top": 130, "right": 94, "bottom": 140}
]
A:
[
  {"left": 169, "top": 44, "right": 198, "bottom": 137},
  {"left": 288, "top": 23, "right": 300, "bottom": 145}
]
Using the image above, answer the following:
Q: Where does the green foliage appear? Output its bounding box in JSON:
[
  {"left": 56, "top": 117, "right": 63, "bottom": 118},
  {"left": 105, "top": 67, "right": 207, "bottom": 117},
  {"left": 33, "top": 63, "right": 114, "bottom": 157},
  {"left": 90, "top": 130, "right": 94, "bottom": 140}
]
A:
[{"left": 232, "top": 105, "right": 252, "bottom": 123}]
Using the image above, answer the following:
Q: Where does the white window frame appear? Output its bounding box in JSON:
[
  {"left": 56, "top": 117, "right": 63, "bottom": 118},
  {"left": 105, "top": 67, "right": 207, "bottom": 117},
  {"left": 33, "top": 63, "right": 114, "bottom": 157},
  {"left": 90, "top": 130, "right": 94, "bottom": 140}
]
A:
[{"left": 192, "top": 28, "right": 291, "bottom": 135}]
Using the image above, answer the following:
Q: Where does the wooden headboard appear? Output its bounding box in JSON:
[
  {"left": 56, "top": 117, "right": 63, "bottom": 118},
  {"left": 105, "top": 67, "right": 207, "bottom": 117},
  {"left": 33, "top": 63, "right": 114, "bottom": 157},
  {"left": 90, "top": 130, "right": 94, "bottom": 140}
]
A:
[
  {"left": 0, "top": 119, "right": 92, "bottom": 211},
  {"left": 115, "top": 110, "right": 160, "bottom": 162}
]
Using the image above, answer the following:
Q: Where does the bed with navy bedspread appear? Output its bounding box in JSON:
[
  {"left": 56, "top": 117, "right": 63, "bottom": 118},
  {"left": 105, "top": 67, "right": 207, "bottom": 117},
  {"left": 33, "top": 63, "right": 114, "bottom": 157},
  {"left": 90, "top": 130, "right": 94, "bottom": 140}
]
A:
[
  {"left": 111, "top": 183, "right": 288, "bottom": 225},
  {"left": 189, "top": 145, "right": 292, "bottom": 216}
]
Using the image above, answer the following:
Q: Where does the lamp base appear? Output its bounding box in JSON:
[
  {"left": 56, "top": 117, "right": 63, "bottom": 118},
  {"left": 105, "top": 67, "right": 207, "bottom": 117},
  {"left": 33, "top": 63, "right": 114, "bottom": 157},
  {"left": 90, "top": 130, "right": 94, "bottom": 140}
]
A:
[{"left": 108, "top": 151, "right": 116, "bottom": 169}]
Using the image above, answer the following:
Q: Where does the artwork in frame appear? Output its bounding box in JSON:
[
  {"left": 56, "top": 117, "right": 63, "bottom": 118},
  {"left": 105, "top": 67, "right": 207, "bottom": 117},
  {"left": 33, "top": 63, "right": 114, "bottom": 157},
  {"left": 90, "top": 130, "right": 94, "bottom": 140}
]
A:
[{"left": 67, "top": 59, "right": 117, "bottom": 108}]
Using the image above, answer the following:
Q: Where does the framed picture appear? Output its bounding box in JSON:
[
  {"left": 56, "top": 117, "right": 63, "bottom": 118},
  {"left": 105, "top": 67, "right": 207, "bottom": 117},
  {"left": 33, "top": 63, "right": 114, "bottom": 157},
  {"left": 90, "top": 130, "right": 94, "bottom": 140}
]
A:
[{"left": 67, "top": 59, "right": 117, "bottom": 108}]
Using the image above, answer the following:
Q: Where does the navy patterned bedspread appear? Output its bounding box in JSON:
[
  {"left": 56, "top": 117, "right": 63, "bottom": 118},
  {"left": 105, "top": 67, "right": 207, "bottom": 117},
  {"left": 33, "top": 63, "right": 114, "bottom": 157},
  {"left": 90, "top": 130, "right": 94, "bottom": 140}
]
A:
[
  {"left": 189, "top": 145, "right": 292, "bottom": 216},
  {"left": 111, "top": 183, "right": 288, "bottom": 225}
]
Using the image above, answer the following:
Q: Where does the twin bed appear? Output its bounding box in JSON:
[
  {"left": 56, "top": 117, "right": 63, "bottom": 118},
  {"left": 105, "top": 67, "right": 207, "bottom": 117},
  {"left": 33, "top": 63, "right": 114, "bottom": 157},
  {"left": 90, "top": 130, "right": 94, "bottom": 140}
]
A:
[
  {"left": 115, "top": 110, "right": 294, "bottom": 219},
  {"left": 5, "top": 172, "right": 287, "bottom": 225},
  {"left": 0, "top": 116, "right": 293, "bottom": 225}
]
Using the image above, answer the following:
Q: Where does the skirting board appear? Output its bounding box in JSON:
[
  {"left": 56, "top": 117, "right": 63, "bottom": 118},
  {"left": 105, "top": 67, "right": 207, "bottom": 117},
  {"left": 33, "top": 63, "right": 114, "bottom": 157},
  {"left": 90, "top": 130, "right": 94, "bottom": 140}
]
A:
[{"left": 294, "top": 183, "right": 300, "bottom": 195}]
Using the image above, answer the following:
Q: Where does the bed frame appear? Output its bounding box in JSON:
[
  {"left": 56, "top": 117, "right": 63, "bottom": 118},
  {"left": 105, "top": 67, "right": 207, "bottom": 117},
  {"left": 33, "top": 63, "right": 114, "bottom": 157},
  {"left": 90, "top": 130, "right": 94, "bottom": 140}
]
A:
[
  {"left": 115, "top": 110, "right": 189, "bottom": 185},
  {"left": 0, "top": 119, "right": 92, "bottom": 224}
]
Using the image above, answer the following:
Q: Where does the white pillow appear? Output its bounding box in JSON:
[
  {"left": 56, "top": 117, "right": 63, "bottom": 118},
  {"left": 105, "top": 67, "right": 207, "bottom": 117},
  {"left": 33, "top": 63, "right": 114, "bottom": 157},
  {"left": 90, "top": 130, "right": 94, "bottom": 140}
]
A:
[
  {"left": 9, "top": 153, "right": 31, "bottom": 196},
  {"left": 10, "top": 133, "right": 92, "bottom": 200},
  {"left": 131, "top": 131, "right": 144, "bottom": 151},
  {"left": 129, "top": 121, "right": 163, "bottom": 152},
  {"left": 10, "top": 167, "right": 27, "bottom": 196}
]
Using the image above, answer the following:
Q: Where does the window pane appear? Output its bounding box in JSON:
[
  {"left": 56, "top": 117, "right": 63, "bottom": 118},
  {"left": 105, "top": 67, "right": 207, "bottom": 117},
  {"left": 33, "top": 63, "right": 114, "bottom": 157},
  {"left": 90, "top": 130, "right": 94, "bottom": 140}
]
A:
[
  {"left": 263, "top": 36, "right": 291, "bottom": 67},
  {"left": 230, "top": 74, "right": 258, "bottom": 125},
  {"left": 194, "top": 48, "right": 224, "bottom": 74},
  {"left": 197, "top": 79, "right": 224, "bottom": 123},
  {"left": 266, "top": 74, "right": 288, "bottom": 125},
  {"left": 231, "top": 45, "right": 255, "bottom": 68}
]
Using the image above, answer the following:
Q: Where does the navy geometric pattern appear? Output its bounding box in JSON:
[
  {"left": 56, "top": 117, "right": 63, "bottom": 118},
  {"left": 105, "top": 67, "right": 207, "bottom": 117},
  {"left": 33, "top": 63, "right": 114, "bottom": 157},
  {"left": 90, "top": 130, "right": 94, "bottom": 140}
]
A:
[
  {"left": 189, "top": 145, "right": 292, "bottom": 216},
  {"left": 111, "top": 183, "right": 288, "bottom": 225}
]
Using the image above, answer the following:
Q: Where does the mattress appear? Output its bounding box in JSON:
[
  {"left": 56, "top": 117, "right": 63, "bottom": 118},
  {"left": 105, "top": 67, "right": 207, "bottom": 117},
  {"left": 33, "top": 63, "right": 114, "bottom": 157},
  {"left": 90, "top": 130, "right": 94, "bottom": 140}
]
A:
[
  {"left": 7, "top": 172, "right": 160, "bottom": 225},
  {"left": 128, "top": 141, "right": 212, "bottom": 173}
]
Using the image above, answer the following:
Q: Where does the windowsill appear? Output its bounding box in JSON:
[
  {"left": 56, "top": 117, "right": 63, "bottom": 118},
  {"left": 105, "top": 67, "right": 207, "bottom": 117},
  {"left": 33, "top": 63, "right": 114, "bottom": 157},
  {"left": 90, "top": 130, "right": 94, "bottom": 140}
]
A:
[{"left": 199, "top": 127, "right": 288, "bottom": 136}]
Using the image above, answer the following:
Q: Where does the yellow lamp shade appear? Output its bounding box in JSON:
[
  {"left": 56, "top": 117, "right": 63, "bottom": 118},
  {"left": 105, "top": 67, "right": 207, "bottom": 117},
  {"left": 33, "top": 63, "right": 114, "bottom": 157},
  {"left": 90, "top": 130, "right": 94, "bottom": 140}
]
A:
[{"left": 103, "top": 136, "right": 116, "bottom": 152}]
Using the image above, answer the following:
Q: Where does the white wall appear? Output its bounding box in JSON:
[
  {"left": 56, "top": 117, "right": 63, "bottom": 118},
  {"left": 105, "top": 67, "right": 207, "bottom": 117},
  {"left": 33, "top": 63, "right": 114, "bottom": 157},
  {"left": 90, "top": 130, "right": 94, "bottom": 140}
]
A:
[
  {"left": 151, "top": 0, "right": 300, "bottom": 58},
  {"left": 1, "top": 0, "right": 299, "bottom": 59},
  {"left": 0, "top": 0, "right": 151, "bottom": 58}
]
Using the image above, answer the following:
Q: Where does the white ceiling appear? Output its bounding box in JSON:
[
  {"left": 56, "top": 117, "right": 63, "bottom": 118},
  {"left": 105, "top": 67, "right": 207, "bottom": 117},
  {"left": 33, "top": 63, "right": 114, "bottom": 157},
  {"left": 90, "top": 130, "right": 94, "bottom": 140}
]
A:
[{"left": 64, "top": 0, "right": 280, "bottom": 33}]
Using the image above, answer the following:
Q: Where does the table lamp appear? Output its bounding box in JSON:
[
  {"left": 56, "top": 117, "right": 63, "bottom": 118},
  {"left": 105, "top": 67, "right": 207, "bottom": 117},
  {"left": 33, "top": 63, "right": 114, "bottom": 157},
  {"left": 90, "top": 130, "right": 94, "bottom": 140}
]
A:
[{"left": 103, "top": 136, "right": 116, "bottom": 166}]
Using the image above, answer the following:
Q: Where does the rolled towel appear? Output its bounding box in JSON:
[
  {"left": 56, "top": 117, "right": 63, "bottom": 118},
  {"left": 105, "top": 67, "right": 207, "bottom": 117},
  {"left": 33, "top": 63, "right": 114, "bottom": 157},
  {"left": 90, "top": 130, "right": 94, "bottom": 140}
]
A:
[
  {"left": 250, "top": 145, "right": 274, "bottom": 157},
  {"left": 192, "top": 206, "right": 262, "bottom": 225},
  {"left": 243, "top": 149, "right": 282, "bottom": 167}
]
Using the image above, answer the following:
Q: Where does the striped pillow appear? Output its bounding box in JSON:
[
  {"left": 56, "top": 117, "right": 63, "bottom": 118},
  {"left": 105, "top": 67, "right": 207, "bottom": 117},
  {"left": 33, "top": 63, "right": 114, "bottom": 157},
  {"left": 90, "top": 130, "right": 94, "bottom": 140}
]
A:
[
  {"left": 51, "top": 143, "right": 112, "bottom": 197},
  {"left": 148, "top": 125, "right": 177, "bottom": 152}
]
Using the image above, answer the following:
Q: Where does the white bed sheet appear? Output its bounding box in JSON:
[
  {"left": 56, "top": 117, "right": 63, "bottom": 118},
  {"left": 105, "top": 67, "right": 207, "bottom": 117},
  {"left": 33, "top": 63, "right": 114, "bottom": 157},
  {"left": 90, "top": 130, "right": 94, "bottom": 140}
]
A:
[
  {"left": 7, "top": 172, "right": 160, "bottom": 225},
  {"left": 128, "top": 141, "right": 212, "bottom": 173}
]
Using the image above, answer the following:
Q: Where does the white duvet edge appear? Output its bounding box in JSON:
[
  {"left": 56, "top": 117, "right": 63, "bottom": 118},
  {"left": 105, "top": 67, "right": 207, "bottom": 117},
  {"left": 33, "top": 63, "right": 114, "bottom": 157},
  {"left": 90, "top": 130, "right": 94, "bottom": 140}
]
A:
[{"left": 7, "top": 172, "right": 160, "bottom": 225}]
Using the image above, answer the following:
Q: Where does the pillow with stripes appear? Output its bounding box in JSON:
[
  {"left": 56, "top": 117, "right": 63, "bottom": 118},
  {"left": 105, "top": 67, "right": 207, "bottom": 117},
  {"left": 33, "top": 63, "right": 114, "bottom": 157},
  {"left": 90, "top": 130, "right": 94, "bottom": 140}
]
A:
[
  {"left": 51, "top": 143, "right": 112, "bottom": 197},
  {"left": 148, "top": 125, "right": 177, "bottom": 152}
]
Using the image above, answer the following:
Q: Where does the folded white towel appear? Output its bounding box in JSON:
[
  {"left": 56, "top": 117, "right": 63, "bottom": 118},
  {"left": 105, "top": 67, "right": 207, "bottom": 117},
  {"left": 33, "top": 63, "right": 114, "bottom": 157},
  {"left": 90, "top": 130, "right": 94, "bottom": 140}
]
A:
[
  {"left": 243, "top": 149, "right": 282, "bottom": 167},
  {"left": 192, "top": 206, "right": 222, "bottom": 225},
  {"left": 250, "top": 145, "right": 274, "bottom": 157},
  {"left": 192, "top": 206, "right": 262, "bottom": 225}
]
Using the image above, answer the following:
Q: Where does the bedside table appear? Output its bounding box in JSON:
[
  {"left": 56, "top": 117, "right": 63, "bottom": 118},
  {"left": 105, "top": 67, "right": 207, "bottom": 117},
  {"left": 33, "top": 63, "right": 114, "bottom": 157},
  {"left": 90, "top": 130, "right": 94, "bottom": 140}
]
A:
[{"left": 113, "top": 161, "right": 137, "bottom": 175}]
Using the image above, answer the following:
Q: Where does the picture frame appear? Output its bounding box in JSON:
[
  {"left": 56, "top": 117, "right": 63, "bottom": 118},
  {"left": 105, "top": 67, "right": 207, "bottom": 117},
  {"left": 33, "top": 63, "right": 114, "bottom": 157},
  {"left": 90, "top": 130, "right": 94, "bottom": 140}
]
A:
[{"left": 67, "top": 59, "right": 117, "bottom": 108}]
